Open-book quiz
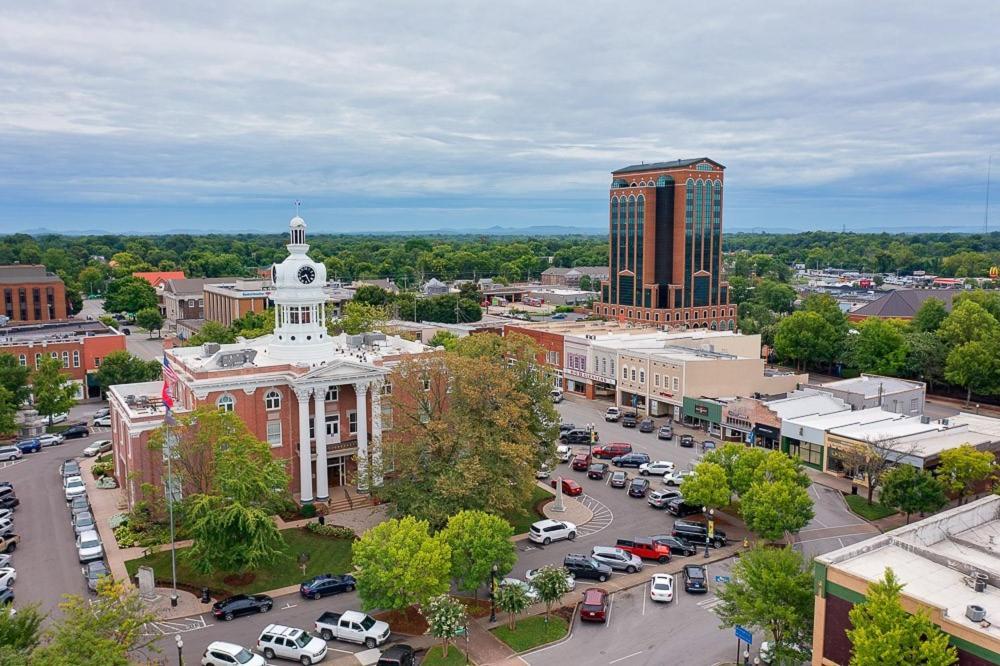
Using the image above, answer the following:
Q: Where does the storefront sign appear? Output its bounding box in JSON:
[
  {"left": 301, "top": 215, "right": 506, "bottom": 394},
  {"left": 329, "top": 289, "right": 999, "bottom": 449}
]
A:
[
  {"left": 694, "top": 405, "right": 709, "bottom": 416},
  {"left": 564, "top": 369, "right": 611, "bottom": 384}
]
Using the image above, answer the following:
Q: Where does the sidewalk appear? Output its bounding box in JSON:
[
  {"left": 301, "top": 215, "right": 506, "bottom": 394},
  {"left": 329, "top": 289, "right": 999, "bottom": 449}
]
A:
[{"left": 539, "top": 482, "right": 593, "bottom": 525}]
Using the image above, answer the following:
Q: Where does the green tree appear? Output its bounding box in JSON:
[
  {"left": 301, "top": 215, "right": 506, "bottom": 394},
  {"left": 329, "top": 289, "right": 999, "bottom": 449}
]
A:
[
  {"left": 185, "top": 320, "right": 237, "bottom": 346},
  {"left": 352, "top": 516, "right": 451, "bottom": 612},
  {"left": 681, "top": 462, "right": 731, "bottom": 509},
  {"left": 530, "top": 565, "right": 572, "bottom": 622},
  {"left": 0, "top": 353, "right": 32, "bottom": 406},
  {"left": 901, "top": 330, "right": 947, "bottom": 390},
  {"left": 135, "top": 307, "right": 164, "bottom": 338},
  {"left": 912, "top": 298, "right": 949, "bottom": 333},
  {"left": 94, "top": 350, "right": 163, "bottom": 394},
  {"left": 715, "top": 546, "right": 814, "bottom": 665},
  {"left": 848, "top": 318, "right": 909, "bottom": 376},
  {"left": 742, "top": 479, "right": 814, "bottom": 541},
  {"left": 753, "top": 279, "right": 797, "bottom": 314},
  {"left": 944, "top": 340, "right": 1000, "bottom": 405},
  {"left": 103, "top": 276, "right": 157, "bottom": 315},
  {"left": 577, "top": 274, "right": 593, "bottom": 291},
  {"left": 352, "top": 284, "right": 391, "bottom": 307},
  {"left": 938, "top": 444, "right": 995, "bottom": 505},
  {"left": 729, "top": 447, "right": 771, "bottom": 497},
  {"left": 803, "top": 293, "right": 850, "bottom": 335},
  {"left": 954, "top": 290, "right": 1000, "bottom": 321},
  {"left": 338, "top": 301, "right": 390, "bottom": 335},
  {"left": 440, "top": 510, "right": 517, "bottom": 596},
  {"left": 774, "top": 311, "right": 839, "bottom": 371},
  {"left": 494, "top": 580, "right": 531, "bottom": 630},
  {"left": 78, "top": 266, "right": 106, "bottom": 296},
  {"left": 879, "top": 466, "right": 947, "bottom": 524},
  {"left": 847, "top": 568, "right": 957, "bottom": 666},
  {"left": 429, "top": 330, "right": 460, "bottom": 350},
  {"left": 937, "top": 299, "right": 1000, "bottom": 348},
  {"left": 0, "top": 386, "right": 18, "bottom": 438},
  {"left": 0, "top": 602, "right": 43, "bottom": 659},
  {"left": 421, "top": 595, "right": 468, "bottom": 659},
  {"left": 31, "top": 355, "right": 77, "bottom": 424}
]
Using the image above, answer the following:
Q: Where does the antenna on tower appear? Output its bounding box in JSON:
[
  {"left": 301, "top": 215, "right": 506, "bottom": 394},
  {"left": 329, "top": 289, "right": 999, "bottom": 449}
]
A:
[
  {"left": 294, "top": 200, "right": 301, "bottom": 216},
  {"left": 985, "top": 155, "right": 993, "bottom": 234}
]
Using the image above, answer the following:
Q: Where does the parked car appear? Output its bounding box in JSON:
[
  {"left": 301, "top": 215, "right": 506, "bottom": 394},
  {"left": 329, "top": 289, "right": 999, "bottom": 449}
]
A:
[
  {"left": 570, "top": 453, "right": 592, "bottom": 471},
  {"left": 38, "top": 433, "right": 64, "bottom": 447},
  {"left": 0, "top": 567, "right": 15, "bottom": 588},
  {"left": 299, "top": 573, "right": 356, "bottom": 600},
  {"left": 651, "top": 534, "right": 699, "bottom": 557},
  {"left": 69, "top": 494, "right": 90, "bottom": 514},
  {"left": 612, "top": 452, "right": 650, "bottom": 468},
  {"left": 313, "top": 610, "right": 391, "bottom": 648},
  {"left": 15, "top": 439, "right": 40, "bottom": 454},
  {"left": 616, "top": 537, "right": 671, "bottom": 564},
  {"left": 0, "top": 587, "right": 12, "bottom": 606},
  {"left": 560, "top": 429, "right": 597, "bottom": 445},
  {"left": 667, "top": 498, "right": 704, "bottom": 517},
  {"left": 0, "top": 534, "right": 18, "bottom": 554},
  {"left": 536, "top": 465, "right": 552, "bottom": 479},
  {"left": 650, "top": 573, "right": 675, "bottom": 602},
  {"left": 683, "top": 564, "right": 708, "bottom": 593},
  {"left": 604, "top": 407, "right": 621, "bottom": 422},
  {"left": 621, "top": 412, "right": 637, "bottom": 428},
  {"left": 639, "top": 417, "right": 655, "bottom": 433},
  {"left": 657, "top": 425, "right": 674, "bottom": 440},
  {"left": 628, "top": 478, "right": 650, "bottom": 497},
  {"left": 592, "top": 442, "right": 632, "bottom": 459},
  {"left": 0, "top": 447, "right": 21, "bottom": 462},
  {"left": 587, "top": 463, "right": 609, "bottom": 480},
  {"left": 0, "top": 510, "right": 11, "bottom": 524},
  {"left": 82, "top": 560, "right": 111, "bottom": 593},
  {"left": 662, "top": 470, "right": 694, "bottom": 486},
  {"left": 639, "top": 460, "right": 675, "bottom": 476},
  {"left": 679, "top": 434, "right": 695, "bottom": 448},
  {"left": 701, "top": 440, "right": 717, "bottom": 452},
  {"left": 647, "top": 489, "right": 682, "bottom": 509},
  {"left": 609, "top": 470, "right": 629, "bottom": 488},
  {"left": 63, "top": 424, "right": 91, "bottom": 439},
  {"left": 550, "top": 312, "right": 567, "bottom": 320},
  {"left": 72, "top": 510, "right": 96, "bottom": 537},
  {"left": 257, "top": 624, "right": 328, "bottom": 664},
  {"left": 500, "top": 577, "right": 539, "bottom": 603},
  {"left": 550, "top": 477, "right": 583, "bottom": 496},
  {"left": 591, "top": 546, "right": 643, "bottom": 573},
  {"left": 212, "top": 594, "right": 274, "bottom": 620},
  {"left": 93, "top": 415, "right": 112, "bottom": 427},
  {"left": 579, "top": 587, "right": 609, "bottom": 623},
  {"left": 0, "top": 520, "right": 12, "bottom": 539},
  {"left": 0, "top": 493, "right": 18, "bottom": 512},
  {"left": 121, "top": 328, "right": 131, "bottom": 336},
  {"left": 672, "top": 519, "right": 728, "bottom": 549},
  {"left": 93, "top": 407, "right": 111, "bottom": 419},
  {"left": 550, "top": 389, "right": 564, "bottom": 403},
  {"left": 555, "top": 445, "right": 572, "bottom": 463},
  {"left": 76, "top": 530, "right": 103, "bottom": 563},
  {"left": 559, "top": 423, "right": 576, "bottom": 434},
  {"left": 377, "top": 644, "right": 415, "bottom": 666},
  {"left": 83, "top": 440, "right": 113, "bottom": 457},
  {"left": 529, "top": 519, "right": 577, "bottom": 545},
  {"left": 562, "top": 554, "right": 612, "bottom": 582},
  {"left": 60, "top": 459, "right": 81, "bottom": 478},
  {"left": 64, "top": 476, "right": 86, "bottom": 502},
  {"left": 525, "top": 567, "right": 576, "bottom": 591},
  {"left": 759, "top": 640, "right": 811, "bottom": 664},
  {"left": 201, "top": 641, "right": 266, "bottom": 666},
  {"left": 49, "top": 412, "right": 69, "bottom": 424}
]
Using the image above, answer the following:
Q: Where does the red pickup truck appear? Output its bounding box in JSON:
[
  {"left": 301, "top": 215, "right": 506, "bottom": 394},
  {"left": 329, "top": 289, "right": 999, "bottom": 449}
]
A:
[{"left": 616, "top": 537, "right": 671, "bottom": 564}]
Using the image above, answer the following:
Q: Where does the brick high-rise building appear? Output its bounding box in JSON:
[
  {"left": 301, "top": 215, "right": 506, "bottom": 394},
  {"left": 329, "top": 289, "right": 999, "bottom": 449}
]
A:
[
  {"left": 0, "top": 265, "right": 69, "bottom": 323},
  {"left": 595, "top": 158, "right": 735, "bottom": 330}
]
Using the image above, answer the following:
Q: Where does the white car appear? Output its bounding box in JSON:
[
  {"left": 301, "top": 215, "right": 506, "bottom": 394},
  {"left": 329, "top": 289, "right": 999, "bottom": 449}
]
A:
[
  {"left": 0, "top": 519, "right": 13, "bottom": 538},
  {"left": 64, "top": 476, "right": 87, "bottom": 502},
  {"left": 201, "top": 641, "right": 266, "bottom": 666},
  {"left": 550, "top": 389, "right": 564, "bottom": 403},
  {"left": 0, "top": 510, "right": 10, "bottom": 523},
  {"left": 650, "top": 573, "right": 674, "bottom": 602},
  {"left": 38, "top": 433, "right": 64, "bottom": 447},
  {"left": 0, "top": 554, "right": 11, "bottom": 568},
  {"left": 0, "top": 567, "right": 15, "bottom": 588},
  {"left": 76, "top": 530, "right": 103, "bottom": 563},
  {"left": 93, "top": 416, "right": 112, "bottom": 427},
  {"left": 639, "top": 460, "right": 675, "bottom": 476},
  {"left": 500, "top": 577, "right": 540, "bottom": 603},
  {"left": 529, "top": 519, "right": 577, "bottom": 545},
  {"left": 0, "top": 447, "right": 21, "bottom": 462},
  {"left": 257, "top": 624, "right": 327, "bottom": 665},
  {"left": 92, "top": 407, "right": 111, "bottom": 419},
  {"left": 525, "top": 568, "right": 576, "bottom": 591},
  {"left": 556, "top": 445, "right": 572, "bottom": 463},
  {"left": 535, "top": 465, "right": 551, "bottom": 479},
  {"left": 604, "top": 406, "right": 621, "bottom": 422},
  {"left": 49, "top": 412, "right": 69, "bottom": 424},
  {"left": 83, "top": 440, "right": 112, "bottom": 457},
  {"left": 663, "top": 470, "right": 695, "bottom": 486}
]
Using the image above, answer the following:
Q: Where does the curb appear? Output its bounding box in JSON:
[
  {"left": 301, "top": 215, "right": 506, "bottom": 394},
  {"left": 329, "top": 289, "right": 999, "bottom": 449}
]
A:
[{"left": 517, "top": 605, "right": 578, "bottom": 656}]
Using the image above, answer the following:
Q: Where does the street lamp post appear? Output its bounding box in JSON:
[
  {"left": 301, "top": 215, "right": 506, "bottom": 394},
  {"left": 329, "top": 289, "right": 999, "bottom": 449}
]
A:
[
  {"left": 587, "top": 423, "right": 595, "bottom": 459},
  {"left": 175, "top": 634, "right": 184, "bottom": 666},
  {"left": 489, "top": 563, "right": 498, "bottom": 623},
  {"left": 166, "top": 427, "right": 178, "bottom": 607},
  {"left": 743, "top": 649, "right": 750, "bottom": 666},
  {"left": 704, "top": 508, "right": 715, "bottom": 558}
]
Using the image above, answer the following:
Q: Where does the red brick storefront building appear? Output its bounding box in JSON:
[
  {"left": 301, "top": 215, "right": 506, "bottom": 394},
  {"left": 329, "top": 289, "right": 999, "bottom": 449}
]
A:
[{"left": 0, "top": 265, "right": 70, "bottom": 323}]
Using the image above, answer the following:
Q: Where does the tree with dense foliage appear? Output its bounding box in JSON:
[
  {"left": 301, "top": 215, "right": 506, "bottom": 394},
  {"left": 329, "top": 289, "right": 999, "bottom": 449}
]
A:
[
  {"left": 944, "top": 339, "right": 1000, "bottom": 405},
  {"left": 429, "top": 330, "right": 460, "bottom": 350},
  {"left": 741, "top": 478, "right": 814, "bottom": 541},
  {"left": 0, "top": 602, "right": 43, "bottom": 663},
  {"left": 937, "top": 444, "right": 996, "bottom": 505},
  {"left": 937, "top": 299, "right": 1000, "bottom": 348},
  {"left": 494, "top": 580, "right": 531, "bottom": 630},
  {"left": 847, "top": 568, "right": 957, "bottom": 666},
  {"left": 839, "top": 437, "right": 916, "bottom": 506},
  {"left": 338, "top": 301, "right": 390, "bottom": 335},
  {"left": 440, "top": 510, "right": 517, "bottom": 596},
  {"left": 902, "top": 330, "right": 947, "bottom": 390},
  {"left": 31, "top": 356, "right": 77, "bottom": 424},
  {"left": 913, "top": 298, "right": 949, "bottom": 333},
  {"left": 773, "top": 311, "right": 839, "bottom": 371},
  {"left": 103, "top": 276, "right": 157, "bottom": 315},
  {"left": 728, "top": 447, "right": 771, "bottom": 497},
  {"left": 715, "top": 546, "right": 814, "bottom": 666},
  {"left": 421, "top": 595, "right": 468, "bottom": 659},
  {"left": 879, "top": 466, "right": 948, "bottom": 524},
  {"left": 94, "top": 350, "right": 163, "bottom": 394},
  {"left": 848, "top": 318, "right": 909, "bottom": 376},
  {"left": 135, "top": 307, "right": 164, "bottom": 337},
  {"left": 752, "top": 280, "right": 797, "bottom": 314},
  {"left": 352, "top": 516, "right": 451, "bottom": 612},
  {"left": 682, "top": 462, "right": 731, "bottom": 510},
  {"left": 0, "top": 353, "right": 32, "bottom": 406},
  {"left": 184, "top": 320, "right": 236, "bottom": 345},
  {"left": 954, "top": 290, "right": 1000, "bottom": 321},
  {"left": 0, "top": 387, "right": 18, "bottom": 438},
  {"left": 530, "top": 565, "right": 572, "bottom": 622},
  {"left": 352, "top": 284, "right": 392, "bottom": 307}
]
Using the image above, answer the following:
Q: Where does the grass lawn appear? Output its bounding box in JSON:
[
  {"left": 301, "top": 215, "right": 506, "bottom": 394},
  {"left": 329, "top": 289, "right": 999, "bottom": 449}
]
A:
[
  {"left": 505, "top": 486, "right": 553, "bottom": 534},
  {"left": 421, "top": 645, "right": 468, "bottom": 666},
  {"left": 492, "top": 615, "right": 569, "bottom": 652},
  {"left": 844, "top": 494, "right": 897, "bottom": 521},
  {"left": 124, "top": 527, "right": 352, "bottom": 596}
]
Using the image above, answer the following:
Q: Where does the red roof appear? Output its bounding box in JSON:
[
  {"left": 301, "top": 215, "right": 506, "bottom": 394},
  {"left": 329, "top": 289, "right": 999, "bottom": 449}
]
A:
[{"left": 133, "top": 271, "right": 186, "bottom": 288}]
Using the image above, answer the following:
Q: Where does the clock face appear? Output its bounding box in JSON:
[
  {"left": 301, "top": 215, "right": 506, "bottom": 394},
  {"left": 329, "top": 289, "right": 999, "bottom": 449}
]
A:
[{"left": 297, "top": 265, "right": 316, "bottom": 284}]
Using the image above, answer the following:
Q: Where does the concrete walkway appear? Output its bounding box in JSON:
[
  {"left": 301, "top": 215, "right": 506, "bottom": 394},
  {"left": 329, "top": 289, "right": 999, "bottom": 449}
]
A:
[{"left": 539, "top": 482, "right": 593, "bottom": 526}]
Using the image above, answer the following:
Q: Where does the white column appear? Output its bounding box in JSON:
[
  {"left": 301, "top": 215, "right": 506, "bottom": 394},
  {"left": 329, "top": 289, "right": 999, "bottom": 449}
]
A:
[
  {"left": 314, "top": 387, "right": 329, "bottom": 501},
  {"left": 295, "top": 387, "right": 314, "bottom": 503},
  {"left": 370, "top": 379, "right": 384, "bottom": 487},
  {"left": 354, "top": 381, "right": 369, "bottom": 492}
]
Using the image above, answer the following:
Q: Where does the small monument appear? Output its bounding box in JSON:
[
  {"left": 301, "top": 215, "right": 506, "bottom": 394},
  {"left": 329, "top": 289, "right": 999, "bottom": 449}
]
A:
[
  {"left": 137, "top": 566, "right": 158, "bottom": 600},
  {"left": 17, "top": 407, "right": 46, "bottom": 439},
  {"left": 552, "top": 476, "right": 566, "bottom": 513}
]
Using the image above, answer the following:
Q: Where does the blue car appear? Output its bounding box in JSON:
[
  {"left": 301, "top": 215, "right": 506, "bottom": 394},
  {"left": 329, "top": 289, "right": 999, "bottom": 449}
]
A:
[
  {"left": 299, "top": 573, "right": 357, "bottom": 600},
  {"left": 16, "top": 439, "right": 41, "bottom": 454}
]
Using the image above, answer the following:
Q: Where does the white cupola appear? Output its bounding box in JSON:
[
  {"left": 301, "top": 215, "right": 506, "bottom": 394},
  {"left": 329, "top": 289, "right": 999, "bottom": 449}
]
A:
[{"left": 267, "top": 215, "right": 334, "bottom": 365}]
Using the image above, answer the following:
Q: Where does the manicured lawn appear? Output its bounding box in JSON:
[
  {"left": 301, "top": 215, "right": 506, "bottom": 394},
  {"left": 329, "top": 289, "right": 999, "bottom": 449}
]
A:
[
  {"left": 844, "top": 494, "right": 897, "bottom": 521},
  {"left": 124, "top": 527, "right": 353, "bottom": 596},
  {"left": 492, "top": 615, "right": 569, "bottom": 652},
  {"left": 506, "top": 486, "right": 553, "bottom": 534},
  {"left": 421, "top": 645, "right": 468, "bottom": 666}
]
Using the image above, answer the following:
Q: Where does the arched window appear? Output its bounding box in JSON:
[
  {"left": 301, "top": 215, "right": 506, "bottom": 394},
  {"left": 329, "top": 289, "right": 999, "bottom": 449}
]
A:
[
  {"left": 217, "top": 394, "right": 235, "bottom": 412},
  {"left": 729, "top": 319, "right": 735, "bottom": 330},
  {"left": 264, "top": 390, "right": 281, "bottom": 410}
]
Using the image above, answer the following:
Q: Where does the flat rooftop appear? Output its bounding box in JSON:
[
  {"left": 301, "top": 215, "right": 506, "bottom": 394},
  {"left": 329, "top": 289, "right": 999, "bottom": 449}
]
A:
[
  {"left": 814, "top": 373, "right": 924, "bottom": 397},
  {"left": 108, "top": 381, "right": 168, "bottom": 419},
  {"left": 785, "top": 405, "right": 904, "bottom": 431},
  {"left": 0, "top": 320, "right": 118, "bottom": 344},
  {"left": 830, "top": 412, "right": 1000, "bottom": 459}
]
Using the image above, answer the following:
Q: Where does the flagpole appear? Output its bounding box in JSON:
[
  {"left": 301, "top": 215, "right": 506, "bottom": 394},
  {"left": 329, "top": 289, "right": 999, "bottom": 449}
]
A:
[{"left": 162, "top": 353, "right": 179, "bottom": 608}]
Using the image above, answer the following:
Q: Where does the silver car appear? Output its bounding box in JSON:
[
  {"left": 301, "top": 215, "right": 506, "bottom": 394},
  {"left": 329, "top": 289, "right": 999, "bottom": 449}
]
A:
[
  {"left": 72, "top": 511, "right": 96, "bottom": 537},
  {"left": 76, "top": 530, "right": 103, "bottom": 563},
  {"left": 82, "top": 560, "right": 111, "bottom": 593},
  {"left": 591, "top": 546, "right": 644, "bottom": 574}
]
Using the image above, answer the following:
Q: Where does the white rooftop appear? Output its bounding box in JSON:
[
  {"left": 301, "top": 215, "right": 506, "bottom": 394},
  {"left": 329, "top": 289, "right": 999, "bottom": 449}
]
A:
[
  {"left": 815, "top": 373, "right": 924, "bottom": 397},
  {"left": 784, "top": 405, "right": 904, "bottom": 431},
  {"left": 765, "top": 388, "right": 851, "bottom": 420},
  {"left": 830, "top": 412, "right": 1000, "bottom": 459},
  {"left": 107, "top": 381, "right": 168, "bottom": 419}
]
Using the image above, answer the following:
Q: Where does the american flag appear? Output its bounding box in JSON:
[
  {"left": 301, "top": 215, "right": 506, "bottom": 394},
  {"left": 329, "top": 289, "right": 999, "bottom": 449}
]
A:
[
  {"left": 162, "top": 353, "right": 178, "bottom": 411},
  {"left": 162, "top": 353, "right": 179, "bottom": 383}
]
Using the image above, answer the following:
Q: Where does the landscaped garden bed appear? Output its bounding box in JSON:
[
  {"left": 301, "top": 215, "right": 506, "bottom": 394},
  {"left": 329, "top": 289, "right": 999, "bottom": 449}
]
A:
[
  {"left": 844, "top": 493, "right": 897, "bottom": 521},
  {"left": 491, "top": 607, "right": 573, "bottom": 652}
]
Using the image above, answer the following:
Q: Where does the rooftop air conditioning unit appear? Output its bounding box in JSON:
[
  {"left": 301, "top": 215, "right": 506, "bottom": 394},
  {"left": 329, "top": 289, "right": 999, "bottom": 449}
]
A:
[
  {"left": 920, "top": 415, "right": 930, "bottom": 424},
  {"left": 202, "top": 342, "right": 220, "bottom": 356},
  {"left": 967, "top": 604, "right": 987, "bottom": 622}
]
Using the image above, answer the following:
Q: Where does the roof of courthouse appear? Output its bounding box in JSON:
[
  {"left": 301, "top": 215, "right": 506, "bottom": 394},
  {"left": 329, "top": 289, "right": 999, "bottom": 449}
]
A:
[{"left": 613, "top": 158, "right": 726, "bottom": 175}]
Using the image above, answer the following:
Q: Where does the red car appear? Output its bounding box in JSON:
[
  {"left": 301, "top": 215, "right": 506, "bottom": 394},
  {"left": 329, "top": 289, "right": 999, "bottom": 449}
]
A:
[
  {"left": 592, "top": 442, "right": 632, "bottom": 459},
  {"left": 615, "top": 537, "right": 671, "bottom": 564},
  {"left": 579, "top": 587, "right": 608, "bottom": 623},
  {"left": 571, "top": 454, "right": 592, "bottom": 471},
  {"left": 551, "top": 478, "right": 583, "bottom": 496}
]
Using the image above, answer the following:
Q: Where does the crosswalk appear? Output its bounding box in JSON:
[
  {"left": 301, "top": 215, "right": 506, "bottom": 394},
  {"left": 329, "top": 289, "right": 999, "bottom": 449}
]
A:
[{"left": 576, "top": 494, "right": 613, "bottom": 538}]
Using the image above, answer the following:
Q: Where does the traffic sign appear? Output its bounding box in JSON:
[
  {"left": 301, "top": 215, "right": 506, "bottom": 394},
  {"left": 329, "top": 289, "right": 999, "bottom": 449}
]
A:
[
  {"left": 715, "top": 575, "right": 731, "bottom": 583},
  {"left": 735, "top": 625, "right": 753, "bottom": 644}
]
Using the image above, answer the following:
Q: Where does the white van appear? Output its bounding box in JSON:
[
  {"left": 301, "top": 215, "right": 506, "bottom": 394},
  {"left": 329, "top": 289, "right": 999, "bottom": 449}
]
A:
[{"left": 550, "top": 389, "right": 564, "bottom": 403}]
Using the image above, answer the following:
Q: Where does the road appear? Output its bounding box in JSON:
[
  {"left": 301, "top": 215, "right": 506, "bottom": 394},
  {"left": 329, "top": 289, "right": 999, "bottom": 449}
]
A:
[{"left": 80, "top": 297, "right": 165, "bottom": 361}]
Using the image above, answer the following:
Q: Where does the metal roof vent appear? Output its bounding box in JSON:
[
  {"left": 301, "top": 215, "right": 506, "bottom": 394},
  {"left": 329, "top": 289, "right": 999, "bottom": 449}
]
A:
[
  {"left": 202, "top": 342, "right": 220, "bottom": 356},
  {"left": 967, "top": 604, "right": 987, "bottom": 622}
]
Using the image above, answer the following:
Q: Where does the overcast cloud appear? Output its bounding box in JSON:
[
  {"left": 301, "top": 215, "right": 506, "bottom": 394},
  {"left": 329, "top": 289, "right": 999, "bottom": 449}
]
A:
[{"left": 1, "top": 1, "right": 998, "bottom": 234}]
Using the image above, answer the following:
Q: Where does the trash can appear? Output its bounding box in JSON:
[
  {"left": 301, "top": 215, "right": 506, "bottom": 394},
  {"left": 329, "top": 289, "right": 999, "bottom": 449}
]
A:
[
  {"left": 201, "top": 587, "right": 210, "bottom": 603},
  {"left": 851, "top": 484, "right": 858, "bottom": 496},
  {"left": 318, "top": 515, "right": 326, "bottom": 526}
]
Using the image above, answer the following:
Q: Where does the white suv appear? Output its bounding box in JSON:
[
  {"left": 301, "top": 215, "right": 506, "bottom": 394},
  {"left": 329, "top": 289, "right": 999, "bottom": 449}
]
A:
[
  {"left": 201, "top": 641, "right": 265, "bottom": 666},
  {"left": 529, "top": 519, "right": 577, "bottom": 545},
  {"left": 64, "top": 476, "right": 87, "bottom": 502},
  {"left": 605, "top": 406, "right": 621, "bottom": 422},
  {"left": 639, "top": 460, "right": 675, "bottom": 476},
  {"left": 257, "top": 624, "right": 327, "bottom": 665}
]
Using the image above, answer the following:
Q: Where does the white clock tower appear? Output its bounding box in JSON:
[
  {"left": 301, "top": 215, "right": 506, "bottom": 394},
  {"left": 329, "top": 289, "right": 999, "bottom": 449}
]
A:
[{"left": 268, "top": 215, "right": 335, "bottom": 365}]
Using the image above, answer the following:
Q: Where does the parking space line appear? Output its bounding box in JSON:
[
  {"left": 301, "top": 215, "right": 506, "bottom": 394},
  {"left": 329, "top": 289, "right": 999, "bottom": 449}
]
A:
[
  {"left": 641, "top": 583, "right": 646, "bottom": 616},
  {"left": 609, "top": 651, "right": 643, "bottom": 664}
]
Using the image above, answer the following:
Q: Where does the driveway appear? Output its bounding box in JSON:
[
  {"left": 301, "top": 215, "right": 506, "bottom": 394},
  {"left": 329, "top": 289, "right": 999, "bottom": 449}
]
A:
[{"left": 791, "top": 484, "right": 879, "bottom": 560}]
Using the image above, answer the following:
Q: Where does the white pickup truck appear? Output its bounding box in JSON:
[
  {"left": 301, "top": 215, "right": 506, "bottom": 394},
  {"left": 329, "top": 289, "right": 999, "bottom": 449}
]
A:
[{"left": 314, "top": 610, "right": 390, "bottom": 649}]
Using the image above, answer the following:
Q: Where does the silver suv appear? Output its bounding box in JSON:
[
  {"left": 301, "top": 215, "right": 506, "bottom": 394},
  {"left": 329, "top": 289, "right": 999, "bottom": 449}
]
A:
[{"left": 591, "top": 546, "right": 643, "bottom": 573}]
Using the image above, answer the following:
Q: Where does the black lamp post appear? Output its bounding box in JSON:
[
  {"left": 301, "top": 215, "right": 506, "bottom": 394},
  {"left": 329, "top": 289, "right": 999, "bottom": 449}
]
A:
[
  {"left": 704, "top": 508, "right": 714, "bottom": 558},
  {"left": 175, "top": 634, "right": 184, "bottom": 666},
  {"left": 489, "top": 563, "right": 498, "bottom": 623}
]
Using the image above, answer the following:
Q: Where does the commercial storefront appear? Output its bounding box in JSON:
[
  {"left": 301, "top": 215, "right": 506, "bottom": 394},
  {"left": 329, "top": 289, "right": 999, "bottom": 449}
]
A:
[
  {"left": 723, "top": 397, "right": 782, "bottom": 448},
  {"left": 683, "top": 397, "right": 723, "bottom": 436}
]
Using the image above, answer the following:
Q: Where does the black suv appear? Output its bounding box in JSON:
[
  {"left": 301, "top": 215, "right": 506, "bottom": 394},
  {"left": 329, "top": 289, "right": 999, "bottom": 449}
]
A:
[
  {"left": 672, "top": 519, "right": 727, "bottom": 548},
  {"left": 622, "top": 412, "right": 638, "bottom": 428},
  {"left": 683, "top": 564, "right": 708, "bottom": 593},
  {"left": 667, "top": 499, "right": 704, "bottom": 518},
  {"left": 299, "top": 573, "right": 357, "bottom": 599},
  {"left": 377, "top": 645, "right": 415, "bottom": 666},
  {"left": 612, "top": 452, "right": 651, "bottom": 468},
  {"left": 63, "top": 424, "right": 91, "bottom": 439},
  {"left": 561, "top": 429, "right": 598, "bottom": 445},
  {"left": 679, "top": 434, "right": 695, "bottom": 448},
  {"left": 563, "top": 554, "right": 612, "bottom": 582},
  {"left": 651, "top": 534, "right": 698, "bottom": 557}
]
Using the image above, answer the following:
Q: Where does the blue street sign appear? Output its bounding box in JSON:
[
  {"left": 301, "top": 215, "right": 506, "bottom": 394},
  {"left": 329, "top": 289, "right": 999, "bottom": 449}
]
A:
[
  {"left": 715, "top": 575, "right": 731, "bottom": 583},
  {"left": 735, "top": 625, "right": 753, "bottom": 644}
]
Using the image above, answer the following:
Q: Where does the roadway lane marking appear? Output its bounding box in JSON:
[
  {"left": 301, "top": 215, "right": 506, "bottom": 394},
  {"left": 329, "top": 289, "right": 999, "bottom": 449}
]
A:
[
  {"left": 609, "top": 651, "right": 643, "bottom": 664},
  {"left": 575, "top": 494, "right": 613, "bottom": 538},
  {"left": 282, "top": 602, "right": 298, "bottom": 609},
  {"left": 641, "top": 583, "right": 646, "bottom": 616},
  {"left": 140, "top": 615, "right": 211, "bottom": 636}
]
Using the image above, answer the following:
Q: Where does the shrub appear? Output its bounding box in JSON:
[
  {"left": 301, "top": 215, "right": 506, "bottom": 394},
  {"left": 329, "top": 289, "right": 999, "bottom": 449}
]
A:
[
  {"left": 95, "top": 452, "right": 113, "bottom": 464},
  {"left": 299, "top": 503, "right": 317, "bottom": 519},
  {"left": 306, "top": 522, "right": 356, "bottom": 540},
  {"left": 92, "top": 461, "right": 114, "bottom": 478}
]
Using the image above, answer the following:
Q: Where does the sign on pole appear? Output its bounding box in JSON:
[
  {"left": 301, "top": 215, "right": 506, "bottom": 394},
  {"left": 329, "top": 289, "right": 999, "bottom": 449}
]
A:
[{"left": 735, "top": 625, "right": 753, "bottom": 645}]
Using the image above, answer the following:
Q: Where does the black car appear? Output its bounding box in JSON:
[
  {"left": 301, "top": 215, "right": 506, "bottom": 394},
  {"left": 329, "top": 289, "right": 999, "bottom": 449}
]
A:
[
  {"left": 639, "top": 418, "right": 654, "bottom": 433},
  {"left": 63, "top": 424, "right": 91, "bottom": 439},
  {"left": 0, "top": 493, "right": 19, "bottom": 511},
  {"left": 587, "top": 463, "right": 609, "bottom": 480},
  {"left": 672, "top": 519, "right": 728, "bottom": 549},
  {"left": 622, "top": 413, "right": 638, "bottom": 428},
  {"left": 377, "top": 644, "right": 415, "bottom": 666},
  {"left": 679, "top": 434, "right": 695, "bottom": 448},
  {"left": 683, "top": 564, "right": 708, "bottom": 593},
  {"left": 651, "top": 534, "right": 699, "bottom": 557},
  {"left": 563, "top": 553, "right": 612, "bottom": 582},
  {"left": 561, "top": 429, "right": 598, "bottom": 445},
  {"left": 612, "top": 452, "right": 651, "bottom": 468},
  {"left": 628, "top": 478, "right": 650, "bottom": 497},
  {"left": 299, "top": 573, "right": 357, "bottom": 599},
  {"left": 667, "top": 499, "right": 704, "bottom": 517},
  {"left": 559, "top": 423, "right": 576, "bottom": 434},
  {"left": 608, "top": 471, "right": 628, "bottom": 488},
  {"left": 211, "top": 593, "right": 273, "bottom": 620}
]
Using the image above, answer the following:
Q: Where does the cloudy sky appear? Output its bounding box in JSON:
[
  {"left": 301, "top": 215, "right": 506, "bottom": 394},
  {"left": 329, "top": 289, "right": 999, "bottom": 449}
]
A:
[{"left": 1, "top": 2, "right": 998, "bottom": 234}]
